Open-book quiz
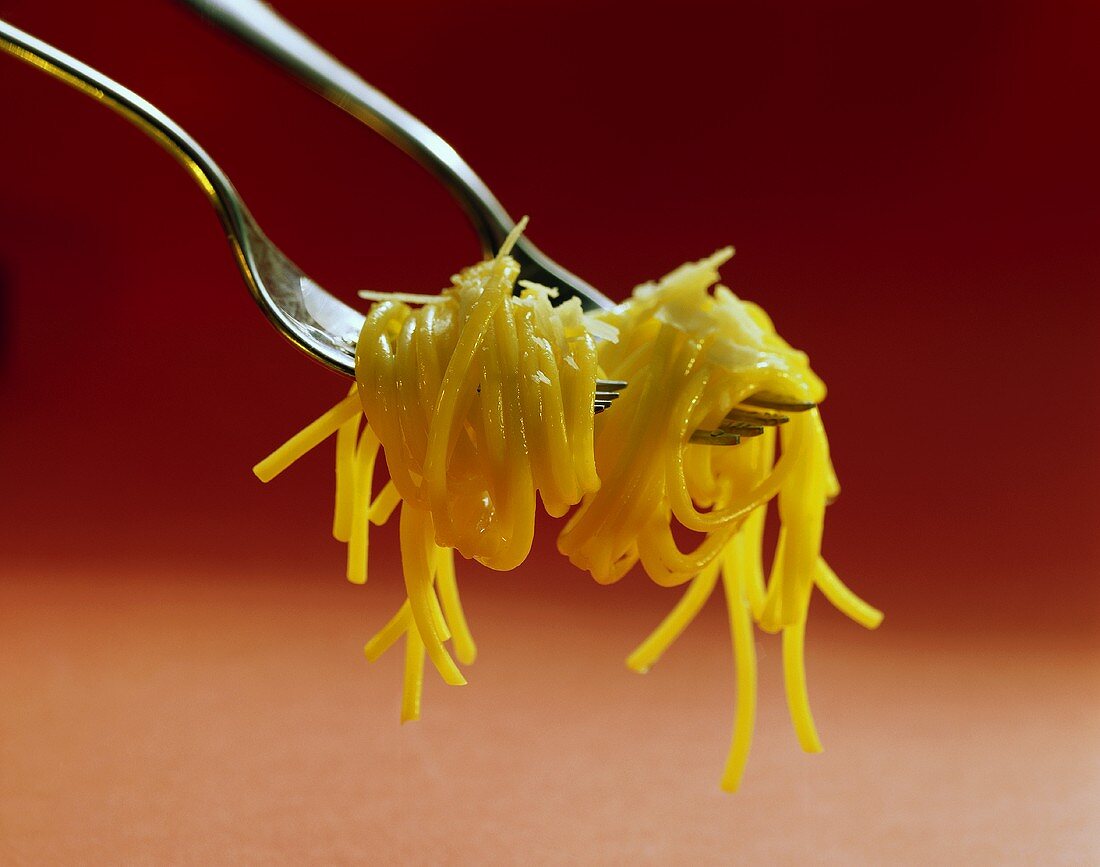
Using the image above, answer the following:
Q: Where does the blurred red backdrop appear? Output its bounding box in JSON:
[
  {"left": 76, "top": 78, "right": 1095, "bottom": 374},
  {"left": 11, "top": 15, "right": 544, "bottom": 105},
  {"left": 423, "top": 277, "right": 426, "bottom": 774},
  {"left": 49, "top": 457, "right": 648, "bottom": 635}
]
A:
[{"left": 1, "top": 0, "right": 1097, "bottom": 862}]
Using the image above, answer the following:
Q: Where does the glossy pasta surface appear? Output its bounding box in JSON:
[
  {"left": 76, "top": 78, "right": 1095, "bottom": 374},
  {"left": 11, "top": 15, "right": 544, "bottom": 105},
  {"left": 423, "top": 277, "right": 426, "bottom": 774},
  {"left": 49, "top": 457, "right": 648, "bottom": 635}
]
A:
[
  {"left": 254, "top": 234, "right": 881, "bottom": 789},
  {"left": 574, "top": 249, "right": 882, "bottom": 790}
]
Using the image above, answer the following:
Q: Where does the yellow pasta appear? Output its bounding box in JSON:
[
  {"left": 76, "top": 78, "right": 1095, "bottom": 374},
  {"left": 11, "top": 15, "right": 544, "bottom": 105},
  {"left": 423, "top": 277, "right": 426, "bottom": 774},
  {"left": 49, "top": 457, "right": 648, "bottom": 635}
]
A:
[
  {"left": 254, "top": 227, "right": 882, "bottom": 791},
  {"left": 563, "top": 247, "right": 880, "bottom": 787},
  {"left": 563, "top": 247, "right": 883, "bottom": 790},
  {"left": 254, "top": 221, "right": 609, "bottom": 716}
]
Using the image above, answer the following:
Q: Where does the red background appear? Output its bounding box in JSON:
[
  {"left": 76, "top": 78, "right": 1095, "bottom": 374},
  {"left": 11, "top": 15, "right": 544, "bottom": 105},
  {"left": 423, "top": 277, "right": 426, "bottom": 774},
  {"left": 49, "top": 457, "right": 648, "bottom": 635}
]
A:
[{"left": 1, "top": 0, "right": 1097, "bottom": 862}]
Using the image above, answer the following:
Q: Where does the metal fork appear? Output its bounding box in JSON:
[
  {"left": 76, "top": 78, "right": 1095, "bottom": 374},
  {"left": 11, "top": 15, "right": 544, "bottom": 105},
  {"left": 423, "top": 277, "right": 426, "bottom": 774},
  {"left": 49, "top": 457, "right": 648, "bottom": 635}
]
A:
[
  {"left": 0, "top": 16, "right": 808, "bottom": 436},
  {"left": 178, "top": 0, "right": 616, "bottom": 315},
  {"left": 0, "top": 19, "right": 626, "bottom": 413},
  {"left": 176, "top": 0, "right": 816, "bottom": 435}
]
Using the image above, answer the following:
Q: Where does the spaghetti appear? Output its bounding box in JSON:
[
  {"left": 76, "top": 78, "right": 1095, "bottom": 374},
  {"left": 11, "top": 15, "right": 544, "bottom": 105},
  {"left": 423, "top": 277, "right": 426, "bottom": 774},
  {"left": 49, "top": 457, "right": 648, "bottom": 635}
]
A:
[
  {"left": 254, "top": 230, "right": 881, "bottom": 790},
  {"left": 563, "top": 248, "right": 883, "bottom": 790},
  {"left": 254, "top": 222, "right": 611, "bottom": 718}
]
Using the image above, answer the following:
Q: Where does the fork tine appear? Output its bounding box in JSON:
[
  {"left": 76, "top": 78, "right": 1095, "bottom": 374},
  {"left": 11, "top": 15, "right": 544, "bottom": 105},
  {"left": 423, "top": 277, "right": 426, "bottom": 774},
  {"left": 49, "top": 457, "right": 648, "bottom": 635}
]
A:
[
  {"left": 596, "top": 379, "right": 627, "bottom": 392},
  {"left": 718, "top": 420, "right": 766, "bottom": 437},
  {"left": 742, "top": 392, "right": 816, "bottom": 412},
  {"left": 689, "top": 429, "right": 742, "bottom": 446},
  {"left": 724, "top": 406, "right": 790, "bottom": 426},
  {"left": 701, "top": 395, "right": 811, "bottom": 444},
  {"left": 593, "top": 379, "right": 625, "bottom": 414}
]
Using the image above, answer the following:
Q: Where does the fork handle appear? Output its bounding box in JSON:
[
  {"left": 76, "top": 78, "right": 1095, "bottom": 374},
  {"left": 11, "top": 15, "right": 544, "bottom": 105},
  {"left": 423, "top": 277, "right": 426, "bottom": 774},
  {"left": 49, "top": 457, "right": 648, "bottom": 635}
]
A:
[
  {"left": 0, "top": 18, "right": 254, "bottom": 258},
  {"left": 178, "top": 0, "right": 512, "bottom": 254},
  {"left": 0, "top": 17, "right": 356, "bottom": 371}
]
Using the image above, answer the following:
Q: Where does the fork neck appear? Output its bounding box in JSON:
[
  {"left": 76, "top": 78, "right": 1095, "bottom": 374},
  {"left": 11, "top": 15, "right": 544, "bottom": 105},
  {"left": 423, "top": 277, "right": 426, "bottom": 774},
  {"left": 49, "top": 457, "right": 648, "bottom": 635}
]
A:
[
  {"left": 180, "top": 0, "right": 512, "bottom": 254},
  {"left": 179, "top": 0, "right": 616, "bottom": 312}
]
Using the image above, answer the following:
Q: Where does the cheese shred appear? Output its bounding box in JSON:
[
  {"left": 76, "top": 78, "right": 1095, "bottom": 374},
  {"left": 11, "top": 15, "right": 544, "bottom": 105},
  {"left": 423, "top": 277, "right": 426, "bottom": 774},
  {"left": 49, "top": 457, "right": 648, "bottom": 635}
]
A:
[{"left": 254, "top": 227, "right": 881, "bottom": 789}]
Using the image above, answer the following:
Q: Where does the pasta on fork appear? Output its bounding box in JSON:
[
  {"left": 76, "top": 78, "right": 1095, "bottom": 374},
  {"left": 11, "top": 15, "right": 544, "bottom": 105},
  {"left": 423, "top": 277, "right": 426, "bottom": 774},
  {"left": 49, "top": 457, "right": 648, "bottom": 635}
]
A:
[{"left": 254, "top": 225, "right": 881, "bottom": 790}]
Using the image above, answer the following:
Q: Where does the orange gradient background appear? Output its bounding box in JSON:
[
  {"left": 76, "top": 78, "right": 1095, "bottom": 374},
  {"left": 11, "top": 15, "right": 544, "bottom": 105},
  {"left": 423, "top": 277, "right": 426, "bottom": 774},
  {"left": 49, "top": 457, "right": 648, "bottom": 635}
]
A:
[{"left": 1, "top": 0, "right": 1097, "bottom": 862}]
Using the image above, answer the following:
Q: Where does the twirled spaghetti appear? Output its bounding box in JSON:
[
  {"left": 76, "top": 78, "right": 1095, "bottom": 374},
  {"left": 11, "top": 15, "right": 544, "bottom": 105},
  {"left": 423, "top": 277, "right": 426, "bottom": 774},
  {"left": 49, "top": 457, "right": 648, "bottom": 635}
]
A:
[
  {"left": 254, "top": 229, "right": 881, "bottom": 790},
  {"left": 254, "top": 223, "right": 611, "bottom": 718},
  {"left": 562, "top": 248, "right": 882, "bottom": 790}
]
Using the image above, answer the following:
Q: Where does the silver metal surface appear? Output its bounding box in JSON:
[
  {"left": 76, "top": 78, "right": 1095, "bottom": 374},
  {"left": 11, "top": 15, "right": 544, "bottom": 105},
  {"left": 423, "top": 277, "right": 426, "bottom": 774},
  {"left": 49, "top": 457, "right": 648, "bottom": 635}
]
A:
[
  {"left": 690, "top": 429, "right": 743, "bottom": 446},
  {"left": 178, "top": 0, "right": 615, "bottom": 312},
  {"left": 174, "top": 0, "right": 818, "bottom": 441},
  {"left": 722, "top": 407, "right": 791, "bottom": 426},
  {"left": 0, "top": 17, "right": 623, "bottom": 408},
  {"left": 692, "top": 400, "right": 813, "bottom": 445},
  {"left": 718, "top": 421, "right": 766, "bottom": 438},
  {"left": 742, "top": 392, "right": 817, "bottom": 412},
  {"left": 1, "top": 16, "right": 808, "bottom": 442},
  {"left": 0, "top": 18, "right": 363, "bottom": 377}
]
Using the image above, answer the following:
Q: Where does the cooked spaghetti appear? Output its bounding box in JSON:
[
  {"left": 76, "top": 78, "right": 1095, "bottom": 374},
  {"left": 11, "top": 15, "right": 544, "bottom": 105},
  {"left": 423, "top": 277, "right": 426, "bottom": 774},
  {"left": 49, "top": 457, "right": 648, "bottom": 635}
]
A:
[
  {"left": 254, "top": 222, "right": 612, "bottom": 719},
  {"left": 562, "top": 248, "right": 883, "bottom": 790},
  {"left": 254, "top": 228, "right": 881, "bottom": 790}
]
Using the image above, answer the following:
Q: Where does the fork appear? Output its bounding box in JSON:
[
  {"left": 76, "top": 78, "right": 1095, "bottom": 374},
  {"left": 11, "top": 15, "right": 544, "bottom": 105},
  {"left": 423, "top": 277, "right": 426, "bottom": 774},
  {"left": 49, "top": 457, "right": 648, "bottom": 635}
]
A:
[
  {"left": 177, "top": 0, "right": 816, "bottom": 436},
  {"left": 0, "top": 19, "right": 630, "bottom": 414},
  {"left": 0, "top": 16, "right": 808, "bottom": 438}
]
